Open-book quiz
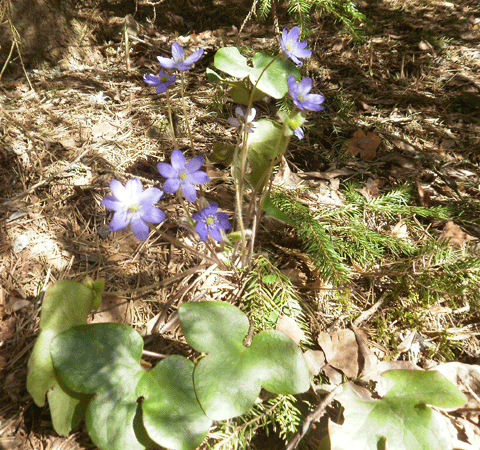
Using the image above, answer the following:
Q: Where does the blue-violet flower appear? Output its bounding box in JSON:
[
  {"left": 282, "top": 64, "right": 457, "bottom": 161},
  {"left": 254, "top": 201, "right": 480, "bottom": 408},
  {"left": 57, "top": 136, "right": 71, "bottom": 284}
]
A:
[
  {"left": 192, "top": 202, "right": 231, "bottom": 242},
  {"left": 287, "top": 75, "right": 325, "bottom": 111},
  {"left": 157, "top": 149, "right": 209, "bottom": 202},
  {"left": 157, "top": 42, "right": 204, "bottom": 71},
  {"left": 228, "top": 106, "right": 258, "bottom": 133},
  {"left": 101, "top": 178, "right": 165, "bottom": 241},
  {"left": 280, "top": 26, "right": 312, "bottom": 66},
  {"left": 143, "top": 70, "right": 176, "bottom": 93}
]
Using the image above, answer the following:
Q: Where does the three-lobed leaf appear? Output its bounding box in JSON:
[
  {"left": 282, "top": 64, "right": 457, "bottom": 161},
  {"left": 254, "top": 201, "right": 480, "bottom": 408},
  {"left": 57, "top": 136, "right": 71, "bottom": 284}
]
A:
[
  {"left": 329, "top": 369, "right": 467, "bottom": 450},
  {"left": 26, "top": 279, "right": 102, "bottom": 435},
  {"left": 51, "top": 323, "right": 210, "bottom": 450},
  {"left": 179, "top": 301, "right": 310, "bottom": 420}
]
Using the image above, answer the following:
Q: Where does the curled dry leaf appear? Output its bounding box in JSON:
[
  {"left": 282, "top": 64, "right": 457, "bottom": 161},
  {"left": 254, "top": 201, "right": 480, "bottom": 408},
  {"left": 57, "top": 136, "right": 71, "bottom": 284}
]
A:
[
  {"left": 346, "top": 129, "right": 381, "bottom": 160},
  {"left": 438, "top": 221, "right": 477, "bottom": 249}
]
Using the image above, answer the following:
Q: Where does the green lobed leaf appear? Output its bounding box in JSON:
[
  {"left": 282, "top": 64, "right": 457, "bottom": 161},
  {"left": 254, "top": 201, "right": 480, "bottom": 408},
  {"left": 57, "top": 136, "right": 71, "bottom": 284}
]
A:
[
  {"left": 229, "top": 80, "right": 267, "bottom": 105},
  {"left": 179, "top": 301, "right": 310, "bottom": 421},
  {"left": 138, "top": 355, "right": 212, "bottom": 450},
  {"left": 249, "top": 53, "right": 300, "bottom": 99},
  {"left": 329, "top": 369, "right": 467, "bottom": 450},
  {"left": 214, "top": 47, "right": 251, "bottom": 79},
  {"left": 246, "top": 119, "right": 288, "bottom": 189},
  {"left": 26, "top": 279, "right": 103, "bottom": 435},
  {"left": 51, "top": 323, "right": 152, "bottom": 450}
]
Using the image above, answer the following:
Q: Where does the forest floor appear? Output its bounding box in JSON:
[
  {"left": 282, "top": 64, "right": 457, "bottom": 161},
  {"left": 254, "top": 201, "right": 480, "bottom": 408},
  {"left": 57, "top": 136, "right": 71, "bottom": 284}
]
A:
[{"left": 1, "top": 0, "right": 480, "bottom": 449}]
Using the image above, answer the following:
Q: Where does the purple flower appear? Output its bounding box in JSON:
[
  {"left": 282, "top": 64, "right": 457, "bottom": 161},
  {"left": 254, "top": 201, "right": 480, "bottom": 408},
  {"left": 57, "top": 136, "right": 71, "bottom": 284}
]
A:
[
  {"left": 156, "top": 42, "right": 204, "bottom": 71},
  {"left": 101, "top": 178, "right": 165, "bottom": 241},
  {"left": 192, "top": 202, "right": 231, "bottom": 242},
  {"left": 280, "top": 26, "right": 312, "bottom": 66},
  {"left": 143, "top": 70, "right": 176, "bottom": 93},
  {"left": 227, "top": 106, "right": 258, "bottom": 133},
  {"left": 287, "top": 75, "right": 325, "bottom": 111},
  {"left": 157, "top": 149, "right": 209, "bottom": 202}
]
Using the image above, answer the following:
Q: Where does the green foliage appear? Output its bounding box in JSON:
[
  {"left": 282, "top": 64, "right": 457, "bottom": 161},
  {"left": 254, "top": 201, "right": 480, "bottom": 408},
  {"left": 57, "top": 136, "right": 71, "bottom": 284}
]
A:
[
  {"left": 269, "top": 182, "right": 451, "bottom": 285},
  {"left": 179, "top": 301, "right": 310, "bottom": 421},
  {"left": 254, "top": 0, "right": 367, "bottom": 39},
  {"left": 26, "top": 279, "right": 103, "bottom": 436},
  {"left": 213, "top": 47, "right": 300, "bottom": 100},
  {"left": 330, "top": 370, "right": 466, "bottom": 450},
  {"left": 243, "top": 255, "right": 312, "bottom": 340}
]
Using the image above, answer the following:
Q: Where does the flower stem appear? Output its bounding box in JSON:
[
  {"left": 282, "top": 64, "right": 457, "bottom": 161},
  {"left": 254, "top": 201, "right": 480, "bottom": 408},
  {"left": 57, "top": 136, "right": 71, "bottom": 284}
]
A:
[
  {"left": 180, "top": 71, "right": 195, "bottom": 153},
  {"left": 166, "top": 89, "right": 177, "bottom": 147}
]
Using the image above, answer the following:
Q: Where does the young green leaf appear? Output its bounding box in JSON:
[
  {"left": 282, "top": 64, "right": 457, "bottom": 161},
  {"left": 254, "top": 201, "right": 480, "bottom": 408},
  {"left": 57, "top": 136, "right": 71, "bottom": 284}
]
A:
[
  {"left": 249, "top": 52, "right": 300, "bottom": 99},
  {"left": 329, "top": 369, "right": 467, "bottom": 450},
  {"left": 26, "top": 279, "right": 103, "bottom": 435},
  {"left": 51, "top": 323, "right": 153, "bottom": 450},
  {"left": 51, "top": 323, "right": 210, "bottom": 450},
  {"left": 246, "top": 119, "right": 288, "bottom": 189},
  {"left": 179, "top": 301, "right": 310, "bottom": 421},
  {"left": 138, "top": 355, "right": 212, "bottom": 450},
  {"left": 214, "top": 47, "right": 251, "bottom": 78}
]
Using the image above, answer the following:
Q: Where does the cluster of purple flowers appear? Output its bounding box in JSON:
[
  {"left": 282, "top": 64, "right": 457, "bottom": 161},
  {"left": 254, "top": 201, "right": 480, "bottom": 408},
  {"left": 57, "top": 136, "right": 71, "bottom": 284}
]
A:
[
  {"left": 103, "top": 27, "right": 323, "bottom": 242},
  {"left": 143, "top": 41, "right": 204, "bottom": 93},
  {"left": 102, "top": 149, "right": 230, "bottom": 242}
]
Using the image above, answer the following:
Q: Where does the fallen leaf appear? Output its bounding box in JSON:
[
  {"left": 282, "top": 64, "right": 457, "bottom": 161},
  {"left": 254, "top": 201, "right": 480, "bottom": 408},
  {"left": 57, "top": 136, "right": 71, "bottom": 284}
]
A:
[
  {"left": 346, "top": 130, "right": 381, "bottom": 160},
  {"left": 317, "top": 329, "right": 359, "bottom": 378},
  {"left": 304, "top": 350, "right": 326, "bottom": 377},
  {"left": 390, "top": 220, "right": 409, "bottom": 239},
  {"left": 276, "top": 315, "right": 307, "bottom": 345},
  {"left": 356, "top": 178, "right": 380, "bottom": 200},
  {"left": 92, "top": 121, "right": 120, "bottom": 138},
  {"left": 432, "top": 362, "right": 480, "bottom": 410},
  {"left": 272, "top": 156, "right": 303, "bottom": 189},
  {"left": 416, "top": 180, "right": 432, "bottom": 206},
  {"left": 438, "top": 221, "right": 476, "bottom": 249}
]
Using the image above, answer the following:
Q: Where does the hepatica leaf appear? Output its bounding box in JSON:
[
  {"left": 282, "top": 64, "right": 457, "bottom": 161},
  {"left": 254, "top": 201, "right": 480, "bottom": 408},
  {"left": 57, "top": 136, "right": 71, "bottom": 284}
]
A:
[
  {"left": 179, "top": 301, "right": 310, "bottom": 420},
  {"left": 26, "top": 279, "right": 102, "bottom": 436},
  {"left": 51, "top": 323, "right": 152, "bottom": 450},
  {"left": 329, "top": 369, "right": 467, "bottom": 450},
  {"left": 249, "top": 52, "right": 300, "bottom": 99},
  {"left": 214, "top": 47, "right": 251, "bottom": 79},
  {"left": 51, "top": 323, "right": 210, "bottom": 450},
  {"left": 138, "top": 355, "right": 212, "bottom": 450}
]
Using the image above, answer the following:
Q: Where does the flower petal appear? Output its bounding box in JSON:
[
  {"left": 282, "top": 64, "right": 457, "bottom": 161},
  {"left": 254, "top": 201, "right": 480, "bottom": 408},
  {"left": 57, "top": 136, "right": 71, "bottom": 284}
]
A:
[
  {"left": 102, "top": 197, "right": 123, "bottom": 211},
  {"left": 298, "top": 77, "right": 313, "bottom": 95},
  {"left": 171, "top": 42, "right": 185, "bottom": 61},
  {"left": 139, "top": 187, "right": 163, "bottom": 205},
  {"left": 183, "top": 48, "right": 204, "bottom": 66},
  {"left": 228, "top": 117, "right": 241, "bottom": 128},
  {"left": 156, "top": 56, "right": 176, "bottom": 70},
  {"left": 157, "top": 162, "right": 177, "bottom": 178},
  {"left": 143, "top": 73, "right": 160, "bottom": 86},
  {"left": 110, "top": 179, "right": 126, "bottom": 202},
  {"left": 125, "top": 178, "right": 143, "bottom": 201},
  {"left": 141, "top": 206, "right": 166, "bottom": 224},
  {"left": 109, "top": 210, "right": 130, "bottom": 231},
  {"left": 294, "top": 127, "right": 304, "bottom": 139},
  {"left": 194, "top": 222, "right": 208, "bottom": 241},
  {"left": 185, "top": 154, "right": 204, "bottom": 173},
  {"left": 170, "top": 149, "right": 186, "bottom": 171},
  {"left": 130, "top": 218, "right": 150, "bottom": 241},
  {"left": 288, "top": 26, "right": 301, "bottom": 42},
  {"left": 182, "top": 182, "right": 197, "bottom": 202},
  {"left": 163, "top": 178, "right": 181, "bottom": 194},
  {"left": 188, "top": 171, "right": 209, "bottom": 185},
  {"left": 208, "top": 227, "right": 222, "bottom": 242}
]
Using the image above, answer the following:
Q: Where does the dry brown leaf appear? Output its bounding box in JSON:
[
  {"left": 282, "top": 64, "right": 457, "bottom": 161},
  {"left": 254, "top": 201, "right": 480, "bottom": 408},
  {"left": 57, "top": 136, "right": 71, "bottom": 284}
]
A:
[
  {"left": 276, "top": 315, "right": 306, "bottom": 345},
  {"left": 356, "top": 177, "right": 380, "bottom": 201},
  {"left": 272, "top": 156, "right": 303, "bottom": 189},
  {"left": 433, "top": 362, "right": 480, "bottom": 410},
  {"left": 390, "top": 220, "right": 409, "bottom": 239},
  {"left": 346, "top": 129, "right": 381, "bottom": 160},
  {"left": 416, "top": 180, "right": 432, "bottom": 206},
  {"left": 352, "top": 327, "right": 378, "bottom": 377},
  {"left": 438, "top": 221, "right": 477, "bottom": 249},
  {"left": 317, "top": 329, "right": 360, "bottom": 378},
  {"left": 322, "top": 364, "right": 344, "bottom": 385},
  {"left": 92, "top": 121, "right": 120, "bottom": 138},
  {"left": 304, "top": 350, "right": 326, "bottom": 377},
  {"left": 396, "top": 329, "right": 417, "bottom": 353}
]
